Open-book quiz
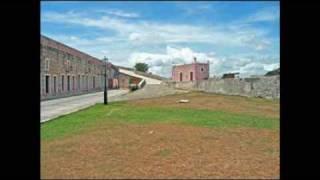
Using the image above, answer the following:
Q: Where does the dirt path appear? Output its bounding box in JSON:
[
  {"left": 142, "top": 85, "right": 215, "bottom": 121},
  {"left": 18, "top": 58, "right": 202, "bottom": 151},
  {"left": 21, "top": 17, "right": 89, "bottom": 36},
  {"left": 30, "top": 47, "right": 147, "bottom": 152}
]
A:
[{"left": 42, "top": 123, "right": 279, "bottom": 179}]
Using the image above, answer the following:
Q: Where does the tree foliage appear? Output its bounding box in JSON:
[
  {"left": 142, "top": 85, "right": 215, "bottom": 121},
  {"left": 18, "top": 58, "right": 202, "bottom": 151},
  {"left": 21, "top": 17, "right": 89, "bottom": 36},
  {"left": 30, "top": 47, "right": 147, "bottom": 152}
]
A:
[{"left": 134, "top": 63, "right": 149, "bottom": 72}]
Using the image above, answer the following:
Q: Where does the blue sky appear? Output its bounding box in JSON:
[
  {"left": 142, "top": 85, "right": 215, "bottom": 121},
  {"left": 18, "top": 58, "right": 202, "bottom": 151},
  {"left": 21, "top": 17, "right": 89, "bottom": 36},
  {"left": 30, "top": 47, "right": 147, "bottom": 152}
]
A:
[{"left": 41, "top": 1, "right": 279, "bottom": 77}]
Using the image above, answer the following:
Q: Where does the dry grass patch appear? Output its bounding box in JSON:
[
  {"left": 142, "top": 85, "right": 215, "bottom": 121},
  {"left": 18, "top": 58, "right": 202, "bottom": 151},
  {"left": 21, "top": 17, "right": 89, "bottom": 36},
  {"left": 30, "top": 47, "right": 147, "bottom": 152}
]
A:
[
  {"left": 42, "top": 123, "right": 279, "bottom": 179},
  {"left": 128, "top": 91, "right": 279, "bottom": 118},
  {"left": 41, "top": 92, "right": 279, "bottom": 179}
]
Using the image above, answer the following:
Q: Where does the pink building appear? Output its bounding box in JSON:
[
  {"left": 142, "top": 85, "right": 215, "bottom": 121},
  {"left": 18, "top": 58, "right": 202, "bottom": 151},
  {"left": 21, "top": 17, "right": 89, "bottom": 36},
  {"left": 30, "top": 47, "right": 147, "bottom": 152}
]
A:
[{"left": 172, "top": 58, "right": 209, "bottom": 82}]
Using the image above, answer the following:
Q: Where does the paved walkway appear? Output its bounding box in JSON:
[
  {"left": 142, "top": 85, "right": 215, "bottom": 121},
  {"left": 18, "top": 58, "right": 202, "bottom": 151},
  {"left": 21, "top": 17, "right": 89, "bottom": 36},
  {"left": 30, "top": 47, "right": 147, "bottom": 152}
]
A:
[{"left": 41, "top": 89, "right": 129, "bottom": 123}]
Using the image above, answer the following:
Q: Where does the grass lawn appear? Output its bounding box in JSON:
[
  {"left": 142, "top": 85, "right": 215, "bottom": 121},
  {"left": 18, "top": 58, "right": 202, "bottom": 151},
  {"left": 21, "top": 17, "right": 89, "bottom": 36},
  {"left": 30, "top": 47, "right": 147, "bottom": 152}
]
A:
[{"left": 41, "top": 92, "right": 279, "bottom": 179}]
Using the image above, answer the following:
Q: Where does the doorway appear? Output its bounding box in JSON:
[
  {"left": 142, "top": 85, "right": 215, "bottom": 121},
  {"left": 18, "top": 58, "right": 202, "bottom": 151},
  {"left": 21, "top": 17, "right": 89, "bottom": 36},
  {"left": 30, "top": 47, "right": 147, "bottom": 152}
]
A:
[
  {"left": 53, "top": 76, "right": 56, "bottom": 94},
  {"left": 45, "top": 75, "right": 49, "bottom": 94},
  {"left": 93, "top": 76, "right": 95, "bottom": 89},
  {"left": 67, "top": 75, "right": 70, "bottom": 92}
]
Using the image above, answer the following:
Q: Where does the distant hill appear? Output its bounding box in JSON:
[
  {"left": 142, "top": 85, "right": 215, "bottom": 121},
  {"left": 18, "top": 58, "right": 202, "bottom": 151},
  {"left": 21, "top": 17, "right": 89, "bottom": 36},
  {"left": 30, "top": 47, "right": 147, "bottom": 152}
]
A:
[{"left": 265, "top": 68, "right": 280, "bottom": 76}]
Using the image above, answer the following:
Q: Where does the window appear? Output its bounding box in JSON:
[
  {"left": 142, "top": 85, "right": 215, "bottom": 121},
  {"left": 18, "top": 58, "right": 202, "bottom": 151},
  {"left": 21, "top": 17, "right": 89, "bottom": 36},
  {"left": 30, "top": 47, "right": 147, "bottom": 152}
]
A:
[
  {"left": 70, "top": 62, "right": 73, "bottom": 72},
  {"left": 45, "top": 58, "right": 50, "bottom": 71},
  {"left": 179, "top": 72, "right": 183, "bottom": 82},
  {"left": 61, "top": 75, "right": 64, "bottom": 91},
  {"left": 66, "top": 60, "right": 71, "bottom": 71},
  {"left": 67, "top": 75, "right": 70, "bottom": 91},
  {"left": 201, "top": 68, "right": 204, "bottom": 72},
  {"left": 45, "top": 75, "right": 49, "bottom": 94},
  {"left": 64, "top": 60, "right": 69, "bottom": 71}
]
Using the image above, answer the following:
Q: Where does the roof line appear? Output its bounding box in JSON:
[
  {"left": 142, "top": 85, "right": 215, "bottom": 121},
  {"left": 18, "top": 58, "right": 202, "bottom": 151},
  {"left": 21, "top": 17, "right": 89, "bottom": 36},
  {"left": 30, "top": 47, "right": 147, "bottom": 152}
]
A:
[{"left": 41, "top": 34, "right": 106, "bottom": 65}]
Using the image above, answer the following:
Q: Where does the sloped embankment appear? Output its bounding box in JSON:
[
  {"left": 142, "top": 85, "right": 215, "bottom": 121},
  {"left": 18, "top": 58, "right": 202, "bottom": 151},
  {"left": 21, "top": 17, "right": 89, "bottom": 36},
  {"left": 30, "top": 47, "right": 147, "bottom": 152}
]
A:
[{"left": 110, "top": 84, "right": 188, "bottom": 102}]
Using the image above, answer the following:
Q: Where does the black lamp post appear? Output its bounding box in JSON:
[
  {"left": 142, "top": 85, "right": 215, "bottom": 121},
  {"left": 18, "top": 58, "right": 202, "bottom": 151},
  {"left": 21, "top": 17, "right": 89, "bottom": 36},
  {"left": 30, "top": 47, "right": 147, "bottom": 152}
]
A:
[{"left": 103, "top": 56, "right": 108, "bottom": 105}]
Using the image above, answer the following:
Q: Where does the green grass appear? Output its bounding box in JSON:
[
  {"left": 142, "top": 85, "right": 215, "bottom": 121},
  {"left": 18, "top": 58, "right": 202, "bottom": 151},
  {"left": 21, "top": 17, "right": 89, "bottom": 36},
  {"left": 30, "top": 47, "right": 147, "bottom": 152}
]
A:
[
  {"left": 156, "top": 149, "right": 171, "bottom": 157},
  {"left": 41, "top": 101, "right": 279, "bottom": 141}
]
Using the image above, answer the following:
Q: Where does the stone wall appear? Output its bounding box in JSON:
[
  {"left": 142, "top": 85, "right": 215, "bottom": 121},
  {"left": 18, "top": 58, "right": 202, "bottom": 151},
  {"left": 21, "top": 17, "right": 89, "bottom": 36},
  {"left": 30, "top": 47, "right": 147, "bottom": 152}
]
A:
[{"left": 166, "top": 75, "right": 280, "bottom": 99}]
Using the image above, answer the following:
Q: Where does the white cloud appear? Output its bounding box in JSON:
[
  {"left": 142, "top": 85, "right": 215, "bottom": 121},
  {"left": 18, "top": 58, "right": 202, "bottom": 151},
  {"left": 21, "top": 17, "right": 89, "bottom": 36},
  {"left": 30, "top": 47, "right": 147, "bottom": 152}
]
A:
[
  {"left": 263, "top": 63, "right": 279, "bottom": 71},
  {"left": 128, "top": 46, "right": 279, "bottom": 78},
  {"left": 128, "top": 33, "right": 141, "bottom": 41},
  {"left": 97, "top": 9, "right": 140, "bottom": 18},
  {"left": 128, "top": 46, "right": 220, "bottom": 77},
  {"left": 42, "top": 7, "right": 279, "bottom": 77},
  {"left": 177, "top": 3, "right": 214, "bottom": 15},
  {"left": 233, "top": 6, "right": 279, "bottom": 25},
  {"left": 42, "top": 10, "right": 274, "bottom": 51},
  {"left": 246, "top": 7, "right": 279, "bottom": 23},
  {"left": 219, "top": 57, "right": 280, "bottom": 77},
  {"left": 45, "top": 31, "right": 279, "bottom": 77}
]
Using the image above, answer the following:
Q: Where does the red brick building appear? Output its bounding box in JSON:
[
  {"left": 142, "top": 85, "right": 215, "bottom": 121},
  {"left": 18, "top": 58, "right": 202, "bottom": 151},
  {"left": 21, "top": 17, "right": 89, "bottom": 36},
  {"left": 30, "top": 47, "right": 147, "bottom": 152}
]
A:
[
  {"left": 172, "top": 57, "right": 209, "bottom": 82},
  {"left": 118, "top": 73, "right": 142, "bottom": 89},
  {"left": 41, "top": 35, "right": 119, "bottom": 100}
]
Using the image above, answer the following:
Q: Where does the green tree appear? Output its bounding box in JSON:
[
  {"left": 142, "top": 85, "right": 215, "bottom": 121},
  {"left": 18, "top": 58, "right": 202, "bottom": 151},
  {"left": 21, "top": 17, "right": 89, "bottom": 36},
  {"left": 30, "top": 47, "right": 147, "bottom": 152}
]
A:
[{"left": 134, "top": 62, "right": 149, "bottom": 72}]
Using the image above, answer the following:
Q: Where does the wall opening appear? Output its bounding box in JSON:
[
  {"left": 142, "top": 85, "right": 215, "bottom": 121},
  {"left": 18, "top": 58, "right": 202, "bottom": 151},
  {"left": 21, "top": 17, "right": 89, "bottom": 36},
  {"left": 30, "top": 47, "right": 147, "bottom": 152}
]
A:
[
  {"left": 180, "top": 72, "right": 183, "bottom": 82},
  {"left": 72, "top": 76, "right": 75, "bottom": 91},
  {"left": 190, "top": 72, "right": 193, "bottom": 81},
  {"left": 45, "top": 75, "right": 50, "bottom": 94},
  {"left": 67, "top": 75, "right": 70, "bottom": 91},
  {"left": 53, "top": 76, "right": 56, "bottom": 94},
  {"left": 78, "top": 75, "right": 80, "bottom": 90},
  {"left": 61, "top": 75, "right": 64, "bottom": 92},
  {"left": 86, "top": 76, "right": 88, "bottom": 90},
  {"left": 93, "top": 76, "right": 95, "bottom": 89}
]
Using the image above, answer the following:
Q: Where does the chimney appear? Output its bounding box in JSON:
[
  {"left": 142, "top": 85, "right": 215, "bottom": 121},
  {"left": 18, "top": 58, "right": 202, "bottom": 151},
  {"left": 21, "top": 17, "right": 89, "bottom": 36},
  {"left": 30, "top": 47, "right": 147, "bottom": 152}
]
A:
[{"left": 193, "top": 57, "right": 197, "bottom": 63}]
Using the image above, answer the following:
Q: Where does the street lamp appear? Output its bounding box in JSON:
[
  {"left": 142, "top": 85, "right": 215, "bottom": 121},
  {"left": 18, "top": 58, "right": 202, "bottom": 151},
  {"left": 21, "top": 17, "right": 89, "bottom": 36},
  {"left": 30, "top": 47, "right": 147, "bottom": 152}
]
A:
[{"left": 103, "top": 56, "right": 108, "bottom": 105}]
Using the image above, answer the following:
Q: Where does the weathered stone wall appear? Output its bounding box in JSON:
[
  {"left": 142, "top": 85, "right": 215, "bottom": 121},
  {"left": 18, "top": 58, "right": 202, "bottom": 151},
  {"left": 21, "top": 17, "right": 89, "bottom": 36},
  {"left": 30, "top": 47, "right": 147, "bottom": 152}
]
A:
[{"left": 166, "top": 75, "right": 280, "bottom": 99}]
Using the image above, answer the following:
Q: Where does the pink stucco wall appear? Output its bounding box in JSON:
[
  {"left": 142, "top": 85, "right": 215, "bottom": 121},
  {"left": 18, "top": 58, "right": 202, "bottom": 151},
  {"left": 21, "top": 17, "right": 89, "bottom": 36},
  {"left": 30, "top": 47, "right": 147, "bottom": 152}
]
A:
[{"left": 172, "top": 62, "right": 209, "bottom": 82}]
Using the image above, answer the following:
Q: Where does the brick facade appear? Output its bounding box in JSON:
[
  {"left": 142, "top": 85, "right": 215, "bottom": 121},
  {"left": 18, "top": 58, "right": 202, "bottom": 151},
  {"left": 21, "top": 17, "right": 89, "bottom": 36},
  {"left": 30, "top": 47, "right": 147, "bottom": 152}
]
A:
[
  {"left": 118, "top": 73, "right": 130, "bottom": 89},
  {"left": 172, "top": 59, "right": 209, "bottom": 82},
  {"left": 118, "top": 73, "right": 142, "bottom": 89},
  {"left": 41, "top": 35, "right": 119, "bottom": 100}
]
